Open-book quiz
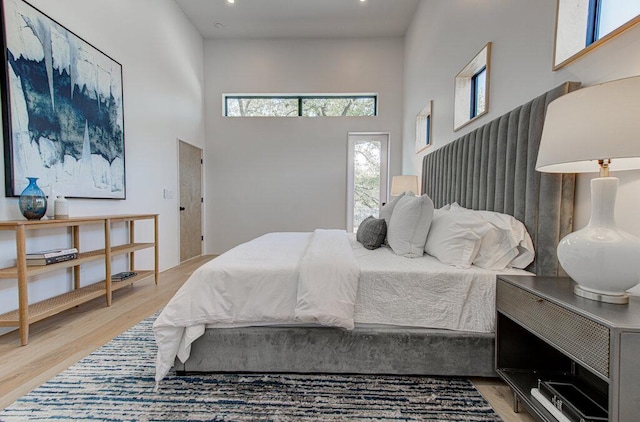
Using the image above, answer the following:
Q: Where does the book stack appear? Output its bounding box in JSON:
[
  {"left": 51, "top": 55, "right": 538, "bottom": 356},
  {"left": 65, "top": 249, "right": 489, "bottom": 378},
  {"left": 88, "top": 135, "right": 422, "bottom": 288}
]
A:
[
  {"left": 531, "top": 379, "right": 607, "bottom": 422},
  {"left": 111, "top": 271, "right": 137, "bottom": 281},
  {"left": 26, "top": 248, "right": 78, "bottom": 266}
]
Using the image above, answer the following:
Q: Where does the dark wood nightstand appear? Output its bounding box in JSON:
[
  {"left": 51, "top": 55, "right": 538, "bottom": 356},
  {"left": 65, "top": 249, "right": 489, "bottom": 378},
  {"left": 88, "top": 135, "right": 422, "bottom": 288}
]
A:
[{"left": 496, "top": 275, "right": 640, "bottom": 422}]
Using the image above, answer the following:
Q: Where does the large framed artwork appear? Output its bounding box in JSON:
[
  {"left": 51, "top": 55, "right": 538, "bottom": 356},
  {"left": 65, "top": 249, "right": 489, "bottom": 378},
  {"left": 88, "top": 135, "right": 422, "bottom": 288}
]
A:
[{"left": 0, "top": 0, "right": 125, "bottom": 199}]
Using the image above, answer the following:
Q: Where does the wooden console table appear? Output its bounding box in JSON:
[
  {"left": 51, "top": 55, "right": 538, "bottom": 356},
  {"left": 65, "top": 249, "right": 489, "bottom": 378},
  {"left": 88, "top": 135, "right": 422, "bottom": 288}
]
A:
[{"left": 0, "top": 214, "right": 159, "bottom": 346}]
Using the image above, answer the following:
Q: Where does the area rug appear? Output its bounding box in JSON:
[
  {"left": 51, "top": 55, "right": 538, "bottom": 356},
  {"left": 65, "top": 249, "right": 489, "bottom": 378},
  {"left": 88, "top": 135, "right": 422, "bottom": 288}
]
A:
[{"left": 0, "top": 314, "right": 502, "bottom": 421}]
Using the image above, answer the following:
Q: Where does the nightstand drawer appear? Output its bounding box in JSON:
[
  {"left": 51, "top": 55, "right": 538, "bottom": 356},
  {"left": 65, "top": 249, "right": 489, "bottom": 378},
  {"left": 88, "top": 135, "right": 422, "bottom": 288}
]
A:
[{"left": 497, "top": 279, "right": 610, "bottom": 378}]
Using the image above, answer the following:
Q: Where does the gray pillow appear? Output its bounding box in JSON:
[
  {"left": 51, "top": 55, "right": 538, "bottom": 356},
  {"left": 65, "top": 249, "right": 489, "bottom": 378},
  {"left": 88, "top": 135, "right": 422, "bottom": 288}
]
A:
[{"left": 356, "top": 216, "right": 387, "bottom": 250}]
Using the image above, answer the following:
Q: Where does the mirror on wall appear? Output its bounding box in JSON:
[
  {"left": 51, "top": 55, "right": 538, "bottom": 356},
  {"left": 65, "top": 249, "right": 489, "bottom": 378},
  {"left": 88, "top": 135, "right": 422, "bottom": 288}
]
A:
[
  {"left": 415, "top": 101, "right": 432, "bottom": 153},
  {"left": 554, "top": 0, "right": 640, "bottom": 69},
  {"left": 454, "top": 42, "right": 491, "bottom": 131}
]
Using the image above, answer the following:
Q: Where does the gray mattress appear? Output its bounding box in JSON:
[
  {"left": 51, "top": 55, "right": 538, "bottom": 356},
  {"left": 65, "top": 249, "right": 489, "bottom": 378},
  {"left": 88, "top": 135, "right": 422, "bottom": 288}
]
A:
[{"left": 175, "top": 82, "right": 579, "bottom": 377}]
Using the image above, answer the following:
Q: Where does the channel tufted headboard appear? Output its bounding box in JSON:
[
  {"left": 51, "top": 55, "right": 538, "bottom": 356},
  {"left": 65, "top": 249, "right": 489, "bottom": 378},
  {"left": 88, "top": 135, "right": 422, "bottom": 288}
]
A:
[{"left": 421, "top": 82, "right": 581, "bottom": 277}]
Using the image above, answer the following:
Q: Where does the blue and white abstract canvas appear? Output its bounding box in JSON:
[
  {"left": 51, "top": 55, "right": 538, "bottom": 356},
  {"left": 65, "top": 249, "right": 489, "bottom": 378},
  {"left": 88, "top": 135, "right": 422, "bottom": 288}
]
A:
[{"left": 1, "top": 0, "right": 125, "bottom": 199}]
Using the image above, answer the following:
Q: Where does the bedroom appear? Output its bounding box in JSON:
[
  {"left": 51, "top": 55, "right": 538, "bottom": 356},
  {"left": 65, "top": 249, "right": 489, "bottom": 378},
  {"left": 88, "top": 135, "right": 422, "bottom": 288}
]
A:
[{"left": 0, "top": 0, "right": 639, "bottom": 420}]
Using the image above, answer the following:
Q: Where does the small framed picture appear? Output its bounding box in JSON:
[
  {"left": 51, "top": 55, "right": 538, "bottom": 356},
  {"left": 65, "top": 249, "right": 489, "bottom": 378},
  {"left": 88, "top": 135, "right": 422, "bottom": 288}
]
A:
[{"left": 415, "top": 100, "right": 432, "bottom": 153}]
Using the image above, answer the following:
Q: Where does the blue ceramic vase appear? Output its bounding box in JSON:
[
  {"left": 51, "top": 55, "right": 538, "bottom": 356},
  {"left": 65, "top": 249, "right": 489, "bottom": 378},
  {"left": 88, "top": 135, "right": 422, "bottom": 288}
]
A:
[{"left": 19, "top": 177, "right": 47, "bottom": 220}]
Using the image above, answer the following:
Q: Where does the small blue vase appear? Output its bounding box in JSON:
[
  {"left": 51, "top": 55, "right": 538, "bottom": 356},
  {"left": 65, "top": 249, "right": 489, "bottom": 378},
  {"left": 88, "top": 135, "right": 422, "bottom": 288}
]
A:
[{"left": 19, "top": 177, "right": 47, "bottom": 220}]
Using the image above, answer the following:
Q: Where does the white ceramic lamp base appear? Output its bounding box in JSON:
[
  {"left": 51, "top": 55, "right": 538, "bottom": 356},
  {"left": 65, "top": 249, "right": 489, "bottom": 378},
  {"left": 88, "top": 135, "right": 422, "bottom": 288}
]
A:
[{"left": 557, "top": 177, "right": 640, "bottom": 304}]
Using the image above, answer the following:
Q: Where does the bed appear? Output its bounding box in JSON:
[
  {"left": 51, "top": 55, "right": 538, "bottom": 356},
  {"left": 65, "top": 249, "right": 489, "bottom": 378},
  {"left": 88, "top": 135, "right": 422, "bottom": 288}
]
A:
[{"left": 154, "top": 82, "right": 579, "bottom": 385}]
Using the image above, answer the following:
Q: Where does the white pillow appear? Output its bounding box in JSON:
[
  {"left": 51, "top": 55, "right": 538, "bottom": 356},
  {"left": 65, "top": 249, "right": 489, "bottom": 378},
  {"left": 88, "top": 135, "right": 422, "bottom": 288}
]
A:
[
  {"left": 450, "top": 203, "right": 535, "bottom": 269},
  {"left": 387, "top": 194, "right": 434, "bottom": 258},
  {"left": 473, "top": 226, "right": 519, "bottom": 270},
  {"left": 433, "top": 204, "right": 451, "bottom": 219},
  {"left": 379, "top": 192, "right": 407, "bottom": 229},
  {"left": 424, "top": 209, "right": 492, "bottom": 268}
]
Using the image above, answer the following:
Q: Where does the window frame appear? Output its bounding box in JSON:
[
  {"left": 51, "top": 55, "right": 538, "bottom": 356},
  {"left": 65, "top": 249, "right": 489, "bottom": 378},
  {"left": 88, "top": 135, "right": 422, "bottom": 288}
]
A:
[
  {"left": 415, "top": 100, "right": 432, "bottom": 154},
  {"left": 553, "top": 0, "right": 640, "bottom": 70},
  {"left": 223, "top": 94, "right": 378, "bottom": 117},
  {"left": 586, "top": 0, "right": 602, "bottom": 45},
  {"left": 453, "top": 42, "right": 491, "bottom": 131},
  {"left": 346, "top": 132, "right": 390, "bottom": 233}
]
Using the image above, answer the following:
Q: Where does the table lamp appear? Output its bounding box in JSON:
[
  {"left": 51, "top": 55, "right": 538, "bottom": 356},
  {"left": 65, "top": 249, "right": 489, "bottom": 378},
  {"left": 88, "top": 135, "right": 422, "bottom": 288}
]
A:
[
  {"left": 390, "top": 175, "right": 419, "bottom": 197},
  {"left": 536, "top": 76, "right": 640, "bottom": 304}
]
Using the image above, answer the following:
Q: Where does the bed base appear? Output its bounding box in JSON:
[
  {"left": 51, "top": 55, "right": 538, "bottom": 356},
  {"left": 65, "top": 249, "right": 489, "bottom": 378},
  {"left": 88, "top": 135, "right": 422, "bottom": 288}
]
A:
[{"left": 174, "top": 325, "right": 496, "bottom": 377}]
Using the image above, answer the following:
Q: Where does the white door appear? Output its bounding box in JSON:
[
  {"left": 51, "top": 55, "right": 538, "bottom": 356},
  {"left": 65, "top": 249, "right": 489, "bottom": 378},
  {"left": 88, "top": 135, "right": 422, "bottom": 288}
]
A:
[{"left": 347, "top": 133, "right": 389, "bottom": 232}]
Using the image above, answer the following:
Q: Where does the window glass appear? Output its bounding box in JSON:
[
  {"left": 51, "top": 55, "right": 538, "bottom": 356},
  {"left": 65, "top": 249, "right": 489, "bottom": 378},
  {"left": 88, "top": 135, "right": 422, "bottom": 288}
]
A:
[
  {"left": 225, "top": 97, "right": 298, "bottom": 117},
  {"left": 415, "top": 101, "right": 432, "bottom": 153},
  {"left": 302, "top": 97, "right": 376, "bottom": 117},
  {"left": 471, "top": 67, "right": 487, "bottom": 118},
  {"left": 347, "top": 134, "right": 389, "bottom": 233},
  {"left": 224, "top": 95, "right": 376, "bottom": 117},
  {"left": 597, "top": 0, "right": 640, "bottom": 40}
]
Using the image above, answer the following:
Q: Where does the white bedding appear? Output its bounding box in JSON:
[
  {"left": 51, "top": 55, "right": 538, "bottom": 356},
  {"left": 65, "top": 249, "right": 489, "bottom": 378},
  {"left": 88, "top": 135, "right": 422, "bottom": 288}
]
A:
[
  {"left": 153, "top": 229, "right": 359, "bottom": 385},
  {"left": 350, "top": 234, "right": 530, "bottom": 332},
  {"left": 153, "top": 230, "right": 530, "bottom": 386}
]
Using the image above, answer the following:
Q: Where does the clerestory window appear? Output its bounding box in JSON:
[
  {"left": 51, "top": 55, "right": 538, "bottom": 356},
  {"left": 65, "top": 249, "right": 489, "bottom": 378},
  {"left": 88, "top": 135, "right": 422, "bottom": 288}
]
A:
[{"left": 224, "top": 95, "right": 377, "bottom": 117}]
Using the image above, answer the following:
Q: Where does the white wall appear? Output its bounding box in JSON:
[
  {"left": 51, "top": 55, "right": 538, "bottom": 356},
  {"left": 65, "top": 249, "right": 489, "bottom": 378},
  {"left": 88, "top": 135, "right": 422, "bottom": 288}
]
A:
[
  {"left": 403, "top": 0, "right": 640, "bottom": 236},
  {"left": 204, "top": 38, "right": 404, "bottom": 253},
  {"left": 0, "top": 0, "right": 204, "bottom": 323}
]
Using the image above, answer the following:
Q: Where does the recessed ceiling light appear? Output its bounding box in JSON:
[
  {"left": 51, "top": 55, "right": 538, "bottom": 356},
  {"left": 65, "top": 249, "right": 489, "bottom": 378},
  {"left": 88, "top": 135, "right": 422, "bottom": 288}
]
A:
[{"left": 227, "top": 0, "right": 235, "bottom": 4}]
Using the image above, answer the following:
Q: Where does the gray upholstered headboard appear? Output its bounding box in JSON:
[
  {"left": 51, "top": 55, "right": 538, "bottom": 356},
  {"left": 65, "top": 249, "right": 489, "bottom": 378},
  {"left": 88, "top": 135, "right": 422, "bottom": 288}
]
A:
[{"left": 421, "top": 82, "right": 580, "bottom": 276}]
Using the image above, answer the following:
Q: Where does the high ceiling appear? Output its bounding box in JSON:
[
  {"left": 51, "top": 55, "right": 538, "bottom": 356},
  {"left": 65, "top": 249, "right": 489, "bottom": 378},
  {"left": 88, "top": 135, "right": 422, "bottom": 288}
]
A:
[{"left": 175, "top": 0, "right": 421, "bottom": 39}]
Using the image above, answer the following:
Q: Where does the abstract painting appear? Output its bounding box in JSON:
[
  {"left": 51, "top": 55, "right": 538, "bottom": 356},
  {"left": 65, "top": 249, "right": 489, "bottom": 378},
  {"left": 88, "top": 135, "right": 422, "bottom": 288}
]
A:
[{"left": 1, "top": 0, "right": 125, "bottom": 199}]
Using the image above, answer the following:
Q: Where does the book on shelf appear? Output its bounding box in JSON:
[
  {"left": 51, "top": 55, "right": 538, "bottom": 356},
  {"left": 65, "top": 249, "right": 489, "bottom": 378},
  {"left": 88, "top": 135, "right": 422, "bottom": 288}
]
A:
[
  {"left": 26, "top": 248, "right": 78, "bottom": 259},
  {"left": 26, "top": 252, "right": 78, "bottom": 266},
  {"left": 111, "top": 271, "right": 137, "bottom": 281},
  {"left": 532, "top": 379, "right": 607, "bottom": 422}
]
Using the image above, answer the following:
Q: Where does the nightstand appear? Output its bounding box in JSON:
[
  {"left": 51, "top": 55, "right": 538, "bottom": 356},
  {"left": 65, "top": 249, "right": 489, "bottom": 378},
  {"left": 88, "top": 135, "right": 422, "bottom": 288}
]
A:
[{"left": 496, "top": 275, "right": 640, "bottom": 422}]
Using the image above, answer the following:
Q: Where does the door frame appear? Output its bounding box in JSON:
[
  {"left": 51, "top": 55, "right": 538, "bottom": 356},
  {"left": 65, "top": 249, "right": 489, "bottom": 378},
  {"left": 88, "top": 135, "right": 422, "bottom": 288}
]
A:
[
  {"left": 346, "top": 132, "right": 390, "bottom": 233},
  {"left": 177, "top": 138, "right": 204, "bottom": 262}
]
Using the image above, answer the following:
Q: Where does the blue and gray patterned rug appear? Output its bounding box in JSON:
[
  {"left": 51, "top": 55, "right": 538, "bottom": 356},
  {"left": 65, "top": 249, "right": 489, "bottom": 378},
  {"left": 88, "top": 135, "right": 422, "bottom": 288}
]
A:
[{"left": 1, "top": 314, "right": 502, "bottom": 421}]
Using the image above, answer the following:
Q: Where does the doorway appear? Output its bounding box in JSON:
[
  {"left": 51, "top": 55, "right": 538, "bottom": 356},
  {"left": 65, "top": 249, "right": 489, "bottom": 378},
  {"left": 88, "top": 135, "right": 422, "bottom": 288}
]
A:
[
  {"left": 346, "top": 133, "right": 390, "bottom": 233},
  {"left": 178, "top": 140, "right": 203, "bottom": 262}
]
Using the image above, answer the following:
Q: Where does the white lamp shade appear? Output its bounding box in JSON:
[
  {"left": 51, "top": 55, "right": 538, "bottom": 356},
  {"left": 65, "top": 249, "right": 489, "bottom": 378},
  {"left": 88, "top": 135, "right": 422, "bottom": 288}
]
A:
[
  {"left": 536, "top": 75, "right": 640, "bottom": 174},
  {"left": 390, "top": 175, "right": 419, "bottom": 196}
]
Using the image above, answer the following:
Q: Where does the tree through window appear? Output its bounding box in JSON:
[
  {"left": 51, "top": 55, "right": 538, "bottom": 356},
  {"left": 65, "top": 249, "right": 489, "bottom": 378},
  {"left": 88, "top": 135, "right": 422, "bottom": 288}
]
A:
[
  {"left": 347, "top": 133, "right": 389, "bottom": 233},
  {"left": 225, "top": 95, "right": 377, "bottom": 117}
]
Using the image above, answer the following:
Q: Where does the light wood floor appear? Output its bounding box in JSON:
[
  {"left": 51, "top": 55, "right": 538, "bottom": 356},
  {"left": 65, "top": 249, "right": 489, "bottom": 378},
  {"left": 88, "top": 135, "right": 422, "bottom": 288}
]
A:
[{"left": 0, "top": 255, "right": 534, "bottom": 421}]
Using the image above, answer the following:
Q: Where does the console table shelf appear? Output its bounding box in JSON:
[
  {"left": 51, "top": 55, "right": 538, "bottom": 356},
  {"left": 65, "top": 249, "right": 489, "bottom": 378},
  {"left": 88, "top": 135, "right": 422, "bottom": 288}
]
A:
[
  {"left": 0, "top": 282, "right": 106, "bottom": 326},
  {"left": 0, "top": 214, "right": 159, "bottom": 345}
]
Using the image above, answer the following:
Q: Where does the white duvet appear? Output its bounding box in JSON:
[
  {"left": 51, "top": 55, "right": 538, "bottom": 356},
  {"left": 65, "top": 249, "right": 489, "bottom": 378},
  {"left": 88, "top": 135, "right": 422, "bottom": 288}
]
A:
[
  {"left": 350, "top": 235, "right": 529, "bottom": 331},
  {"left": 153, "top": 229, "right": 530, "bottom": 387},
  {"left": 153, "top": 229, "right": 359, "bottom": 385}
]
